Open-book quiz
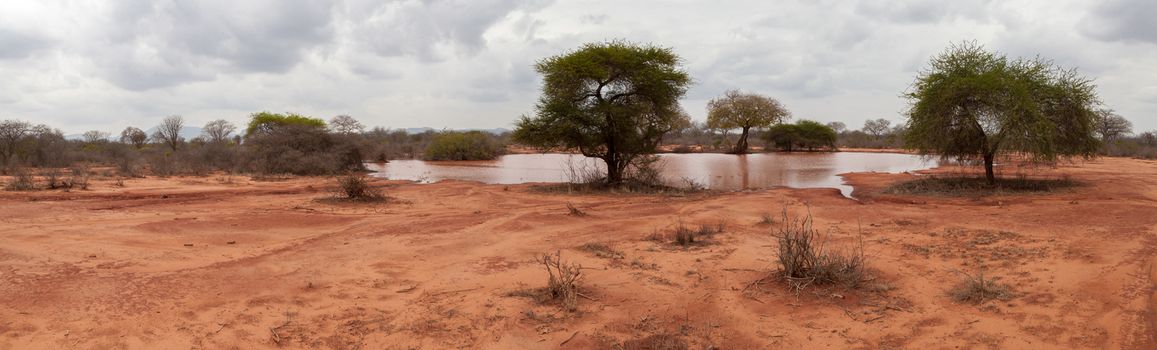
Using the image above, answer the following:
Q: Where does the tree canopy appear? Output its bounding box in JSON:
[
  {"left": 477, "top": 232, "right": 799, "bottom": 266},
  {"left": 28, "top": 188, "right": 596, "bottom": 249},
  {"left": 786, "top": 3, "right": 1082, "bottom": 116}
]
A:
[
  {"left": 153, "top": 115, "right": 184, "bottom": 151},
  {"left": 764, "top": 120, "right": 837, "bottom": 152},
  {"left": 706, "top": 90, "right": 791, "bottom": 154},
  {"left": 245, "top": 112, "right": 327, "bottom": 137},
  {"left": 512, "top": 41, "right": 691, "bottom": 185},
  {"left": 904, "top": 42, "right": 1101, "bottom": 184}
]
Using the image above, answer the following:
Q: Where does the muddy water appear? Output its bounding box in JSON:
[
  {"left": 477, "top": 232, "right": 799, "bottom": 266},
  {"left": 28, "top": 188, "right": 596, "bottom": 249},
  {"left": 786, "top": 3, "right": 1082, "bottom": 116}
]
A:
[{"left": 366, "top": 152, "right": 936, "bottom": 197}]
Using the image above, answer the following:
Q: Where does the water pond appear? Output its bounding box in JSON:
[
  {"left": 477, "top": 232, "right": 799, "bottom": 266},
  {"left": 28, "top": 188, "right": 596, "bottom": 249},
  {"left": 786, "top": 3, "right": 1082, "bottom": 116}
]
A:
[{"left": 366, "top": 152, "right": 936, "bottom": 197}]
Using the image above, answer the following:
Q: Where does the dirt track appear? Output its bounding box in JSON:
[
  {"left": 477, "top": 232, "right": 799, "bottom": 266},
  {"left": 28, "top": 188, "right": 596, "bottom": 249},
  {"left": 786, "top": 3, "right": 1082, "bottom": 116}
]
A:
[{"left": 1, "top": 158, "right": 1156, "bottom": 349}]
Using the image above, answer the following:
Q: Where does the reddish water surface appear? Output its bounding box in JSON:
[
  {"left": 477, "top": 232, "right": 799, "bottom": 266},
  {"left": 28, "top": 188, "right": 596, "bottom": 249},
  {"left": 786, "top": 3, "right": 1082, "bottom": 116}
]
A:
[{"left": 366, "top": 152, "right": 936, "bottom": 197}]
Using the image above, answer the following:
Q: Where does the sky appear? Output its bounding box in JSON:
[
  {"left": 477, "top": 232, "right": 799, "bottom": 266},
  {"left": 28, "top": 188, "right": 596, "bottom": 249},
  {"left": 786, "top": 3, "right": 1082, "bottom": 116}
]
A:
[{"left": 1, "top": 0, "right": 1154, "bottom": 135}]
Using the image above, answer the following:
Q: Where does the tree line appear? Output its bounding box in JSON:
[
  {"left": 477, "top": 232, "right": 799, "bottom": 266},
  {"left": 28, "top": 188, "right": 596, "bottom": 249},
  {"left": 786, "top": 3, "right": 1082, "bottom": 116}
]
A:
[{"left": 0, "top": 113, "right": 508, "bottom": 179}]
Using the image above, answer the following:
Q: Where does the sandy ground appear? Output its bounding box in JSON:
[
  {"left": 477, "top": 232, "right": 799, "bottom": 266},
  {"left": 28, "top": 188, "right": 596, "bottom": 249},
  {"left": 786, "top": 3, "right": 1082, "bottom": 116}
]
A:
[{"left": 1, "top": 158, "right": 1156, "bottom": 349}]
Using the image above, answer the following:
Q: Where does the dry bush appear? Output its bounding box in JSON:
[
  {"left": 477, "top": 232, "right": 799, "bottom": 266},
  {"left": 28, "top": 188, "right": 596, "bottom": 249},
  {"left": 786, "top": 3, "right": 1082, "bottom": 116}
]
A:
[
  {"left": 69, "top": 164, "right": 91, "bottom": 190},
  {"left": 334, "top": 173, "right": 385, "bottom": 202},
  {"left": 758, "top": 212, "right": 774, "bottom": 225},
  {"left": 775, "top": 209, "right": 866, "bottom": 292},
  {"left": 4, "top": 169, "right": 36, "bottom": 191},
  {"left": 886, "top": 175, "right": 1077, "bottom": 196},
  {"left": 949, "top": 269, "right": 1012, "bottom": 304},
  {"left": 540, "top": 251, "right": 582, "bottom": 312}
]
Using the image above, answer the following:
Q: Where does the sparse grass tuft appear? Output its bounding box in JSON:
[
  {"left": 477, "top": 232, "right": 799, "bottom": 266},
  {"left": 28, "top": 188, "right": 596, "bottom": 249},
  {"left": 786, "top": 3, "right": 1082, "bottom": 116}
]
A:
[
  {"left": 579, "top": 242, "right": 623, "bottom": 259},
  {"left": 758, "top": 212, "right": 774, "bottom": 225},
  {"left": 949, "top": 269, "right": 1013, "bottom": 304},
  {"left": 775, "top": 209, "right": 866, "bottom": 292},
  {"left": 886, "top": 175, "right": 1078, "bottom": 196}
]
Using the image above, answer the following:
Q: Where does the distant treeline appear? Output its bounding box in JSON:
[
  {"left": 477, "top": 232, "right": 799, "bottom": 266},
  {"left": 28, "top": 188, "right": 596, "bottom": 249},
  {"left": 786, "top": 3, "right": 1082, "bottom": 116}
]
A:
[{"left": 0, "top": 113, "right": 509, "bottom": 177}]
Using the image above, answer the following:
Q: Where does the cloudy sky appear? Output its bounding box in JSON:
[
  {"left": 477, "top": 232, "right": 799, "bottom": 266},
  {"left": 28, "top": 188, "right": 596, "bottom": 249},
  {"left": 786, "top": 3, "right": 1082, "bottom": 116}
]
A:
[{"left": 1, "top": 0, "right": 1154, "bottom": 135}]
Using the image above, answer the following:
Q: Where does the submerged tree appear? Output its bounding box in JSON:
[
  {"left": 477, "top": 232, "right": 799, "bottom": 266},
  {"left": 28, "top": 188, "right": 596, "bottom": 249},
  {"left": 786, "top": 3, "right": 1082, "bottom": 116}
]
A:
[
  {"left": 904, "top": 42, "right": 1100, "bottom": 185},
  {"left": 513, "top": 41, "right": 691, "bottom": 185},
  {"left": 706, "top": 90, "right": 791, "bottom": 154}
]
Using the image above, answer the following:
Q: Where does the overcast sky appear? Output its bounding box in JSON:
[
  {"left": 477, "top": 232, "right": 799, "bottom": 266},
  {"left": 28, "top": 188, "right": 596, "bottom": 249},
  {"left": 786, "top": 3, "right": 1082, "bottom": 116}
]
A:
[{"left": 1, "top": 0, "right": 1154, "bottom": 135}]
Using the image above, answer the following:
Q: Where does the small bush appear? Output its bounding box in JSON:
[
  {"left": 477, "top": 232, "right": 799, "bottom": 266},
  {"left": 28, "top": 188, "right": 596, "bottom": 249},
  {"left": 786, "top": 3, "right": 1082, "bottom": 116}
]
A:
[
  {"left": 335, "top": 173, "right": 385, "bottom": 201},
  {"left": 4, "top": 169, "right": 36, "bottom": 191},
  {"left": 69, "top": 164, "right": 91, "bottom": 190},
  {"left": 424, "top": 131, "right": 504, "bottom": 161},
  {"left": 949, "top": 270, "right": 1013, "bottom": 304},
  {"left": 540, "top": 251, "right": 582, "bottom": 312},
  {"left": 775, "top": 210, "right": 866, "bottom": 292}
]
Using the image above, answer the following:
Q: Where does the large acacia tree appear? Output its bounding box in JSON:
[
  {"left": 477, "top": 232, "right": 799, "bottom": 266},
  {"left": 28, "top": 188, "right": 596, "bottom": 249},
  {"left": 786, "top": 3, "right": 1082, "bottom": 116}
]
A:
[
  {"left": 904, "top": 42, "right": 1100, "bottom": 185},
  {"left": 513, "top": 41, "right": 691, "bottom": 185},
  {"left": 706, "top": 90, "right": 791, "bottom": 154}
]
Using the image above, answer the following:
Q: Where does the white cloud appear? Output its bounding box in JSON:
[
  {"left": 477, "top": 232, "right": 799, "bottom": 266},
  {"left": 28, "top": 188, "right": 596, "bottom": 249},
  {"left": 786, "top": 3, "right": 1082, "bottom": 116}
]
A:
[{"left": 0, "top": 0, "right": 1153, "bottom": 134}]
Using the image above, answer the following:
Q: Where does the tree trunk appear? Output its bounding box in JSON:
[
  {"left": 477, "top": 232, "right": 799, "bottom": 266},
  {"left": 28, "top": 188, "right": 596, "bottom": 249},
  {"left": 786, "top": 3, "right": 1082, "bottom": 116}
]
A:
[
  {"left": 983, "top": 152, "right": 996, "bottom": 185},
  {"left": 604, "top": 155, "right": 624, "bottom": 186},
  {"left": 733, "top": 127, "right": 750, "bottom": 154}
]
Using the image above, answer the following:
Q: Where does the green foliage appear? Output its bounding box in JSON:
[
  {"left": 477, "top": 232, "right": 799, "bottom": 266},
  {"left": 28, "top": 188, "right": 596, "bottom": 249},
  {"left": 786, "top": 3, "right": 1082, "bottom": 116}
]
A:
[
  {"left": 904, "top": 42, "right": 1101, "bottom": 184},
  {"left": 424, "top": 131, "right": 504, "bottom": 161},
  {"left": 706, "top": 90, "right": 791, "bottom": 153},
  {"left": 764, "top": 120, "right": 837, "bottom": 151},
  {"left": 513, "top": 40, "right": 691, "bottom": 185},
  {"left": 245, "top": 112, "right": 327, "bottom": 137}
]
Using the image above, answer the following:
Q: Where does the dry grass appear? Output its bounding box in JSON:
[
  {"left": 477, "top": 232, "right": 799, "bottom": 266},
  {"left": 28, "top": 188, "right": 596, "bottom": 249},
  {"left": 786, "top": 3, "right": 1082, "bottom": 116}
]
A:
[
  {"left": 949, "top": 269, "right": 1013, "bottom": 304},
  {"left": 580, "top": 242, "right": 623, "bottom": 259},
  {"left": 775, "top": 209, "right": 866, "bottom": 292}
]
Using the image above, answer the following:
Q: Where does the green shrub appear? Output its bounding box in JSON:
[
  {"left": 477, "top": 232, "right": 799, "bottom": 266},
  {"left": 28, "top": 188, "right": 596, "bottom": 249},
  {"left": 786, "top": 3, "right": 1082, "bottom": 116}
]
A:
[
  {"left": 764, "top": 120, "right": 837, "bottom": 151},
  {"left": 424, "top": 131, "right": 504, "bottom": 161}
]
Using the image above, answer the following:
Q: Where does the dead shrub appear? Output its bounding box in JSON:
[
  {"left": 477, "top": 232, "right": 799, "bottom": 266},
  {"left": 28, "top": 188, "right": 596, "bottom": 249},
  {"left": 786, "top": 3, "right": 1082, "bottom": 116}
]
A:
[
  {"left": 949, "top": 269, "right": 1012, "bottom": 304},
  {"left": 334, "top": 173, "right": 385, "bottom": 202},
  {"left": 775, "top": 209, "right": 866, "bottom": 292},
  {"left": 540, "top": 251, "right": 582, "bottom": 312}
]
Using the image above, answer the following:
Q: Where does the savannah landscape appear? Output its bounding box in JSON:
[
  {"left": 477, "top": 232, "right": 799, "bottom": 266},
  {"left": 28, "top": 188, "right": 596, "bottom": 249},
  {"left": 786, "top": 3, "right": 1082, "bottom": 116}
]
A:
[{"left": 3, "top": 4, "right": 1157, "bottom": 350}]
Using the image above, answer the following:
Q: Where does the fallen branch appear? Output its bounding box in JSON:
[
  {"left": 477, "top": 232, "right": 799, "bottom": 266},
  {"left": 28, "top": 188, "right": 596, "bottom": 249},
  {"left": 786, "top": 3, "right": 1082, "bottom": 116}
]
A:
[
  {"left": 560, "top": 331, "right": 580, "bottom": 346},
  {"left": 576, "top": 292, "right": 599, "bottom": 301},
  {"left": 432, "top": 287, "right": 481, "bottom": 296}
]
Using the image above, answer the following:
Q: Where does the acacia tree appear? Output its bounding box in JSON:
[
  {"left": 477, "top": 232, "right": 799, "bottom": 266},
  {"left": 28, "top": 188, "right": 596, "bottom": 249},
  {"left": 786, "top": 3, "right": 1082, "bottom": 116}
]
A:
[
  {"left": 153, "top": 115, "right": 185, "bottom": 151},
  {"left": 120, "top": 127, "right": 148, "bottom": 149},
  {"left": 1093, "top": 109, "right": 1132, "bottom": 142},
  {"left": 329, "top": 115, "right": 364, "bottom": 135},
  {"left": 904, "top": 42, "right": 1100, "bottom": 185},
  {"left": 706, "top": 90, "right": 791, "bottom": 154},
  {"left": 513, "top": 41, "right": 691, "bottom": 185},
  {"left": 0, "top": 120, "right": 32, "bottom": 167},
  {"left": 862, "top": 118, "right": 891, "bottom": 140}
]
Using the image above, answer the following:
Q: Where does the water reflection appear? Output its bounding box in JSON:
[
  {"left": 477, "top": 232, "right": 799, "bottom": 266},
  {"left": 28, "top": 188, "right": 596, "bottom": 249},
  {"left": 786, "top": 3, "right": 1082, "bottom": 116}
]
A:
[{"left": 365, "top": 152, "right": 935, "bottom": 197}]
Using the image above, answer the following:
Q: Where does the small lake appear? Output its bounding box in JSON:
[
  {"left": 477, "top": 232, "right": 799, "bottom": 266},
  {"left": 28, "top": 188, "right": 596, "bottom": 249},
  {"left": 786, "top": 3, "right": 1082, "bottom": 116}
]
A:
[{"left": 365, "top": 152, "right": 936, "bottom": 197}]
